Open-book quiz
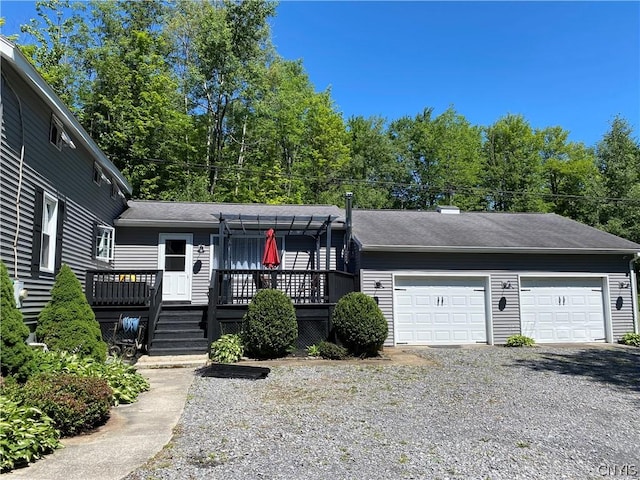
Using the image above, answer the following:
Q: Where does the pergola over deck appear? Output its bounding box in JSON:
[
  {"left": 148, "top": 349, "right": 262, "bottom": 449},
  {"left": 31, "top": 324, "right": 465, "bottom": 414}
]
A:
[{"left": 214, "top": 212, "right": 339, "bottom": 271}]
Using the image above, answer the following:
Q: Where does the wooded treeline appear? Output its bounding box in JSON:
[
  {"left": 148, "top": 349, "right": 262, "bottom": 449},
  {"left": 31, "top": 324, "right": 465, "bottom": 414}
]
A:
[{"left": 11, "top": 0, "right": 640, "bottom": 242}]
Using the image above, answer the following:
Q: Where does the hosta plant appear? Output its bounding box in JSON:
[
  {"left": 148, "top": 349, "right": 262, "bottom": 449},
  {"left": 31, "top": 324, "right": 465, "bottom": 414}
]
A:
[
  {"left": 0, "top": 395, "right": 61, "bottom": 472},
  {"left": 505, "top": 335, "right": 536, "bottom": 347},
  {"left": 210, "top": 334, "right": 244, "bottom": 363},
  {"left": 619, "top": 332, "right": 640, "bottom": 347}
]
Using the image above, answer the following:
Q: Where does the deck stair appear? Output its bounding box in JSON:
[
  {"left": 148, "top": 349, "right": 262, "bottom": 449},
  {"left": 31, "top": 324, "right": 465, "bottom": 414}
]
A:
[{"left": 148, "top": 305, "right": 209, "bottom": 356}]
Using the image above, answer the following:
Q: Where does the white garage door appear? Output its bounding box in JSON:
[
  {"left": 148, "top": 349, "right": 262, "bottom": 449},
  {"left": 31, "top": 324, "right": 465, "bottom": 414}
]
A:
[
  {"left": 520, "top": 278, "right": 606, "bottom": 343},
  {"left": 394, "top": 276, "right": 488, "bottom": 345}
]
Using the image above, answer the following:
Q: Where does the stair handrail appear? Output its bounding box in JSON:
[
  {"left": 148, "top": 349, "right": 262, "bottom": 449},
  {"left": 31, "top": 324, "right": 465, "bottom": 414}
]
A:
[{"left": 147, "top": 271, "right": 163, "bottom": 350}]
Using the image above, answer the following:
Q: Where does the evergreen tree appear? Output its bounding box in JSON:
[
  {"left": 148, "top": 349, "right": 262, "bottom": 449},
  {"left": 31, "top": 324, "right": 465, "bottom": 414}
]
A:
[
  {"left": 36, "top": 265, "right": 107, "bottom": 362},
  {"left": 0, "top": 261, "right": 34, "bottom": 382}
]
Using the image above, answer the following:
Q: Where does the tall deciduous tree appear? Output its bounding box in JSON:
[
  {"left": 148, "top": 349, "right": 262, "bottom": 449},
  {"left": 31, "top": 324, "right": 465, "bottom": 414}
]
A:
[
  {"left": 482, "top": 114, "right": 548, "bottom": 212},
  {"left": 81, "top": 0, "right": 195, "bottom": 199},
  {"left": 596, "top": 116, "right": 640, "bottom": 242}
]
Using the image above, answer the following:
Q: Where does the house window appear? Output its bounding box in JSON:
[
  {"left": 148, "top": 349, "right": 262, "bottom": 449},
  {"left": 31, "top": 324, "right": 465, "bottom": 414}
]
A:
[
  {"left": 40, "top": 193, "right": 58, "bottom": 272},
  {"left": 93, "top": 163, "right": 103, "bottom": 186},
  {"left": 95, "top": 225, "right": 115, "bottom": 262},
  {"left": 50, "top": 115, "right": 63, "bottom": 150},
  {"left": 229, "top": 235, "right": 284, "bottom": 270},
  {"left": 110, "top": 181, "right": 118, "bottom": 199}
]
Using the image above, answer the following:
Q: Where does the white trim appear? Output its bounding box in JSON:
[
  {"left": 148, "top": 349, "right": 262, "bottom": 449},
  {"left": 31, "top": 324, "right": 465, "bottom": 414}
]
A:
[
  {"left": 95, "top": 224, "right": 115, "bottom": 262},
  {"left": 39, "top": 192, "right": 58, "bottom": 273},
  {"left": 517, "top": 274, "right": 611, "bottom": 343},
  {"left": 631, "top": 254, "right": 639, "bottom": 334},
  {"left": 158, "top": 233, "right": 193, "bottom": 302},
  {"left": 391, "top": 272, "right": 492, "bottom": 346}
]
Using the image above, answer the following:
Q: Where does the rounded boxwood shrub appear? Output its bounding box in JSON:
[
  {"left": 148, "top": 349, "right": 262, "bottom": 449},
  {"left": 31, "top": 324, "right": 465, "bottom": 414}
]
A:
[
  {"left": 19, "top": 373, "right": 112, "bottom": 437},
  {"left": 332, "top": 292, "right": 388, "bottom": 356},
  {"left": 0, "top": 261, "right": 34, "bottom": 382},
  {"left": 317, "top": 341, "right": 348, "bottom": 360},
  {"left": 36, "top": 265, "right": 107, "bottom": 362},
  {"left": 242, "top": 289, "right": 297, "bottom": 359}
]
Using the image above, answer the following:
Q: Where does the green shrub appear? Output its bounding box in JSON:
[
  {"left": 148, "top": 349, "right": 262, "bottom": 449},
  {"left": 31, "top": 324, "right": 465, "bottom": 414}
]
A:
[
  {"left": 332, "top": 292, "right": 388, "bottom": 356},
  {"left": 36, "top": 265, "right": 107, "bottom": 362},
  {"left": 0, "top": 395, "right": 60, "bottom": 472},
  {"left": 242, "top": 289, "right": 298, "bottom": 359},
  {"left": 210, "top": 334, "right": 244, "bottom": 363},
  {"left": 505, "top": 334, "right": 536, "bottom": 347},
  {"left": 18, "top": 373, "right": 112, "bottom": 437},
  {"left": 27, "top": 350, "right": 149, "bottom": 406},
  {"left": 317, "top": 341, "right": 348, "bottom": 360},
  {"left": 0, "top": 261, "right": 35, "bottom": 382},
  {"left": 619, "top": 332, "right": 640, "bottom": 347}
]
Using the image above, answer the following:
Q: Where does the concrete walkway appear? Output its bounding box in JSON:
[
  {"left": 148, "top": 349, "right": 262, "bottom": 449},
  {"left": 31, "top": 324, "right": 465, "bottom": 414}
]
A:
[{"left": 6, "top": 364, "right": 199, "bottom": 480}]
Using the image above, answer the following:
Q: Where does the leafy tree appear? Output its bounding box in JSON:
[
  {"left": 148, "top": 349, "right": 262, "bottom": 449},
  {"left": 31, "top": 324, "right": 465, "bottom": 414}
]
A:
[
  {"left": 18, "top": 0, "right": 90, "bottom": 112},
  {"left": 389, "top": 107, "right": 483, "bottom": 209},
  {"left": 0, "top": 262, "right": 34, "bottom": 382},
  {"left": 595, "top": 116, "right": 640, "bottom": 243},
  {"left": 36, "top": 265, "right": 107, "bottom": 362},
  {"left": 343, "top": 115, "right": 404, "bottom": 208},
  {"left": 481, "top": 114, "right": 548, "bottom": 212},
  {"left": 168, "top": 0, "right": 276, "bottom": 197},
  {"left": 81, "top": 0, "right": 194, "bottom": 199},
  {"left": 540, "top": 127, "right": 602, "bottom": 224}
]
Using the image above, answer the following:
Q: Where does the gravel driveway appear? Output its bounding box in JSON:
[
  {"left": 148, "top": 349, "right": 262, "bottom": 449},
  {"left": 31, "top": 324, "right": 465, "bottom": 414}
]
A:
[{"left": 125, "top": 345, "right": 639, "bottom": 480}]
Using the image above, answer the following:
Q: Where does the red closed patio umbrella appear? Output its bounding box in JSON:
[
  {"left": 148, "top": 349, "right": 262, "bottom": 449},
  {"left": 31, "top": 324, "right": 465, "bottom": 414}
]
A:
[{"left": 262, "top": 228, "right": 280, "bottom": 269}]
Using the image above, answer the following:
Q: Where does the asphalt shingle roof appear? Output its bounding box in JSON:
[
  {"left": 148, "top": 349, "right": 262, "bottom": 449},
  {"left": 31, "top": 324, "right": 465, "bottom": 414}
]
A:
[
  {"left": 116, "top": 201, "right": 640, "bottom": 252},
  {"left": 116, "top": 200, "right": 345, "bottom": 225},
  {"left": 351, "top": 209, "right": 640, "bottom": 252}
]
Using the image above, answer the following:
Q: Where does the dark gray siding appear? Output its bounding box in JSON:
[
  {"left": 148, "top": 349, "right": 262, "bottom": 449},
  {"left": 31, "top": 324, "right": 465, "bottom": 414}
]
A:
[
  {"left": 357, "top": 251, "right": 635, "bottom": 344},
  {"left": 114, "top": 228, "right": 347, "bottom": 306},
  {"left": 1, "top": 64, "right": 126, "bottom": 326}
]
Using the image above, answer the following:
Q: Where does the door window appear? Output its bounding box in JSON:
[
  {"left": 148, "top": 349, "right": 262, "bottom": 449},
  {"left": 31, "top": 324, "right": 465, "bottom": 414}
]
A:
[{"left": 164, "top": 240, "right": 186, "bottom": 271}]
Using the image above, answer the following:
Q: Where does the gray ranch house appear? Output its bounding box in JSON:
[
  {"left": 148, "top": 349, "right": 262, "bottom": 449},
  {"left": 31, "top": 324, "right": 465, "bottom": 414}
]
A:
[
  {"left": 0, "top": 36, "right": 131, "bottom": 328},
  {"left": 352, "top": 207, "right": 640, "bottom": 347},
  {"left": 2, "top": 35, "right": 638, "bottom": 354}
]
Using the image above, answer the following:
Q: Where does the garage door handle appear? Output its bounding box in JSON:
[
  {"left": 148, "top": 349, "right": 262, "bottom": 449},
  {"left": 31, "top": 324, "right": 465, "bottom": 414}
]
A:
[
  {"left": 521, "top": 289, "right": 531, "bottom": 292},
  {"left": 395, "top": 288, "right": 406, "bottom": 291},
  {"left": 473, "top": 289, "right": 485, "bottom": 292}
]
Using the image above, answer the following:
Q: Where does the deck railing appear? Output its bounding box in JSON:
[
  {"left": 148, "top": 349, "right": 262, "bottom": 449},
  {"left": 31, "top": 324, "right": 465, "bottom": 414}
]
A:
[
  {"left": 208, "top": 269, "right": 355, "bottom": 305},
  {"left": 86, "top": 270, "right": 162, "bottom": 306}
]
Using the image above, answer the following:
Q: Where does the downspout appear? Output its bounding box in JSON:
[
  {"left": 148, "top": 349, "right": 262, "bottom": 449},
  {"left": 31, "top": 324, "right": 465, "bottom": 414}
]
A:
[{"left": 630, "top": 253, "right": 640, "bottom": 334}]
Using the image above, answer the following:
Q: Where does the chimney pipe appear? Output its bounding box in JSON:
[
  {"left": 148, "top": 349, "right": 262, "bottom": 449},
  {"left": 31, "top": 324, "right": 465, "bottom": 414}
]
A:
[{"left": 344, "top": 192, "right": 353, "bottom": 266}]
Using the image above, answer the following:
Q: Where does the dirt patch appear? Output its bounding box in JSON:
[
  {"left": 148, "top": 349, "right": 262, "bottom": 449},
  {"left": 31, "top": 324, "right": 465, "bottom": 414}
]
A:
[{"left": 239, "top": 346, "right": 438, "bottom": 368}]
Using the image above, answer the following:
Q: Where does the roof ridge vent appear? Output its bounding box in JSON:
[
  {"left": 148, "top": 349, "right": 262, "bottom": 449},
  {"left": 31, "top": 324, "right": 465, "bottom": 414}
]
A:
[{"left": 436, "top": 205, "right": 460, "bottom": 214}]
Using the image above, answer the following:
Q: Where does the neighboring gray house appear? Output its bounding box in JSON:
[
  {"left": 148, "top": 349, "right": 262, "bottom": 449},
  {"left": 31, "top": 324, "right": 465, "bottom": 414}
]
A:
[
  {"left": 0, "top": 36, "right": 132, "bottom": 326},
  {"left": 352, "top": 207, "right": 640, "bottom": 346}
]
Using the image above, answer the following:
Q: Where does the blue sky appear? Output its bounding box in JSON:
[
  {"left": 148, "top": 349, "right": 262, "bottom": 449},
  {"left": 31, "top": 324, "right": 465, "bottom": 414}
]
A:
[{"left": 2, "top": 1, "right": 638, "bottom": 147}]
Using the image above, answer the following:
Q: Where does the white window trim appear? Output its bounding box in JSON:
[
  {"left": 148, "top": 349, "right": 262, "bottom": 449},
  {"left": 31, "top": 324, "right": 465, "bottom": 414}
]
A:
[
  {"left": 40, "top": 192, "right": 58, "bottom": 273},
  {"left": 95, "top": 225, "right": 115, "bottom": 262}
]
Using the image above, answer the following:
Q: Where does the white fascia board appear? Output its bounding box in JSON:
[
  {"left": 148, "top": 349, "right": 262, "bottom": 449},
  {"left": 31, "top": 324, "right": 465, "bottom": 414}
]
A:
[
  {"left": 0, "top": 36, "right": 132, "bottom": 195},
  {"left": 359, "top": 245, "right": 640, "bottom": 255}
]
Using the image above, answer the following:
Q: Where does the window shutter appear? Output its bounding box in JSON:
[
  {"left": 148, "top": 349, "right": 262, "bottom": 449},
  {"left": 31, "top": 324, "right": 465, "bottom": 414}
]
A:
[
  {"left": 54, "top": 199, "right": 66, "bottom": 273},
  {"left": 31, "top": 187, "right": 44, "bottom": 278}
]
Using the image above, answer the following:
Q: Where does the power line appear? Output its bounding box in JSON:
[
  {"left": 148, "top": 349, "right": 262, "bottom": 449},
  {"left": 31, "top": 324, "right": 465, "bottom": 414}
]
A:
[{"left": 137, "top": 157, "right": 640, "bottom": 205}]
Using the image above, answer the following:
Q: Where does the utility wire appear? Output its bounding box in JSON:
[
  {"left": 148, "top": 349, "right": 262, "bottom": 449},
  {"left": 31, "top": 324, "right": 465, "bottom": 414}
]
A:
[{"left": 138, "top": 157, "right": 640, "bottom": 205}]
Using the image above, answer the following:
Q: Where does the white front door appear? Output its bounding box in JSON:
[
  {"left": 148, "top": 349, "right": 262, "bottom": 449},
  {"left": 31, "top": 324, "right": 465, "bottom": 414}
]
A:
[
  {"left": 394, "top": 276, "right": 488, "bottom": 345},
  {"left": 520, "top": 277, "right": 606, "bottom": 343},
  {"left": 158, "top": 234, "right": 193, "bottom": 302}
]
